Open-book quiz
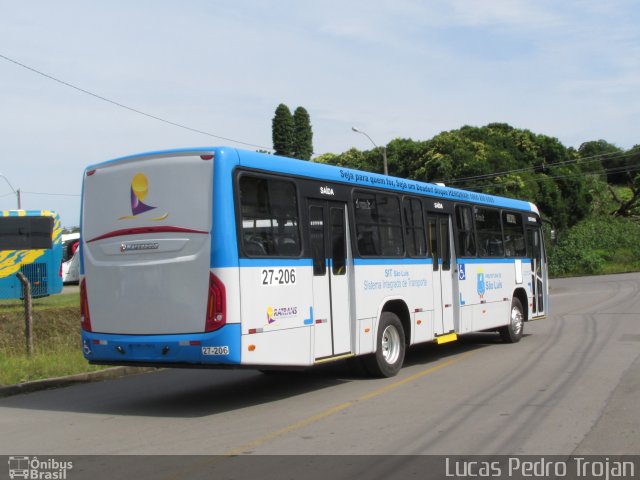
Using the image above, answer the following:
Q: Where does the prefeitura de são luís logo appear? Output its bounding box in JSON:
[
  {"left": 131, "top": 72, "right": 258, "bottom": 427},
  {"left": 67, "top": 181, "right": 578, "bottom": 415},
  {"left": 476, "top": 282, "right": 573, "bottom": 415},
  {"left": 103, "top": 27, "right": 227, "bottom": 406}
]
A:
[{"left": 8, "top": 456, "right": 73, "bottom": 479}]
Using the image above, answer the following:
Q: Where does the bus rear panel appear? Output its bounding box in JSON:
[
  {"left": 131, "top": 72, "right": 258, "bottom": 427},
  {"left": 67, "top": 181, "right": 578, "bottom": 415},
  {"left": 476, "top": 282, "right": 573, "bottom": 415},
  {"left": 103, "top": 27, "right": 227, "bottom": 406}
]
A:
[{"left": 81, "top": 149, "right": 241, "bottom": 366}]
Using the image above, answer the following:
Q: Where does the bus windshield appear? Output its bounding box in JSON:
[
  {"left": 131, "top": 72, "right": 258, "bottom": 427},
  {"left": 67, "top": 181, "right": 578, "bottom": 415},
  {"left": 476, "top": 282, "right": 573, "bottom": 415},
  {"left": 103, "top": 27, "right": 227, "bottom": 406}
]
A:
[{"left": 0, "top": 216, "right": 53, "bottom": 250}]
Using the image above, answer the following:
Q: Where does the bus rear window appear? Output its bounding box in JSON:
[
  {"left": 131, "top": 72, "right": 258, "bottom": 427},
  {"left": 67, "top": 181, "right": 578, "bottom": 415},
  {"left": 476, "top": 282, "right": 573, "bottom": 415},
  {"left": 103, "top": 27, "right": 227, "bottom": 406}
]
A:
[
  {"left": 0, "top": 216, "right": 53, "bottom": 250},
  {"left": 239, "top": 175, "right": 301, "bottom": 257}
]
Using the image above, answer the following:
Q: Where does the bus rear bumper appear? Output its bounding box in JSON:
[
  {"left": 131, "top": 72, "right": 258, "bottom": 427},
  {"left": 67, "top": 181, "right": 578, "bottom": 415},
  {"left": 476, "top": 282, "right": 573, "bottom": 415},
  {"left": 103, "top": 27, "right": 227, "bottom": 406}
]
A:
[{"left": 81, "top": 324, "right": 241, "bottom": 365}]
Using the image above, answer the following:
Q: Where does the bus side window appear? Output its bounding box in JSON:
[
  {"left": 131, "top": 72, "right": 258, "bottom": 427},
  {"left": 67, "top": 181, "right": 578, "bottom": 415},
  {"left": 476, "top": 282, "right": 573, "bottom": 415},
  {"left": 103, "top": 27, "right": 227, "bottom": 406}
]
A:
[
  {"left": 403, "top": 197, "right": 427, "bottom": 257},
  {"left": 239, "top": 175, "right": 301, "bottom": 257},
  {"left": 439, "top": 217, "right": 451, "bottom": 271},
  {"left": 475, "top": 207, "right": 503, "bottom": 257},
  {"left": 502, "top": 211, "right": 526, "bottom": 257},
  {"left": 330, "top": 207, "right": 346, "bottom": 275},
  {"left": 427, "top": 217, "right": 438, "bottom": 271},
  {"left": 309, "top": 206, "right": 326, "bottom": 276},
  {"left": 455, "top": 205, "right": 476, "bottom": 257},
  {"left": 354, "top": 191, "right": 403, "bottom": 257}
]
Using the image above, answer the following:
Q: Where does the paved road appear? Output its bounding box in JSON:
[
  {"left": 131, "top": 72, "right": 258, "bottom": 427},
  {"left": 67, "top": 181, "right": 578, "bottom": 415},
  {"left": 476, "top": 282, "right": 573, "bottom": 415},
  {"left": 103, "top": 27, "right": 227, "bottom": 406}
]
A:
[{"left": 1, "top": 274, "right": 639, "bottom": 456}]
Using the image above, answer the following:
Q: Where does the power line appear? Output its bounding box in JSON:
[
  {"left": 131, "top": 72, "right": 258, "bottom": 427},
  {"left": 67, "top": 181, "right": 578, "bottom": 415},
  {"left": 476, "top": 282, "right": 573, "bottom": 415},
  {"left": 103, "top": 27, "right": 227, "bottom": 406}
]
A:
[
  {"left": 472, "top": 164, "right": 640, "bottom": 190},
  {"left": 0, "top": 52, "right": 272, "bottom": 151},
  {"left": 466, "top": 162, "right": 640, "bottom": 192},
  {"left": 445, "top": 150, "right": 638, "bottom": 186},
  {"left": 22, "top": 191, "right": 80, "bottom": 197}
]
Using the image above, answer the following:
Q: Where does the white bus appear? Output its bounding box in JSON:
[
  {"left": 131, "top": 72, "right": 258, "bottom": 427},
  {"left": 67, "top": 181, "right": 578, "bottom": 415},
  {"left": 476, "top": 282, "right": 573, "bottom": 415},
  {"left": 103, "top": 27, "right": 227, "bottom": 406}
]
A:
[{"left": 80, "top": 147, "right": 548, "bottom": 377}]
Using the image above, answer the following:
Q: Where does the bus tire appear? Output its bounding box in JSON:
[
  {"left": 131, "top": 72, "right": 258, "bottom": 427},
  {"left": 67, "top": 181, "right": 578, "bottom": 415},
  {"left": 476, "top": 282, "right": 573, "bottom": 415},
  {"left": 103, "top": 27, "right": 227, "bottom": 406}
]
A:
[
  {"left": 364, "top": 312, "right": 405, "bottom": 378},
  {"left": 500, "top": 297, "right": 524, "bottom": 343}
]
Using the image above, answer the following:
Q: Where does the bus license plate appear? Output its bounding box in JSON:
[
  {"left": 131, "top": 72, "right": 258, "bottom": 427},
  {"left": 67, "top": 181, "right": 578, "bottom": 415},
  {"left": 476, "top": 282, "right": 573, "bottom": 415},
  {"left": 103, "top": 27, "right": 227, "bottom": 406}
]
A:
[{"left": 202, "top": 346, "right": 229, "bottom": 356}]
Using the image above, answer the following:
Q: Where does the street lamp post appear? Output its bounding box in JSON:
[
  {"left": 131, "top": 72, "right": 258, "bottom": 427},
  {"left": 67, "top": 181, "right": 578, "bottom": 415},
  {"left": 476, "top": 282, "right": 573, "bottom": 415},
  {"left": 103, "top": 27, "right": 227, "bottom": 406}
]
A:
[
  {"left": 0, "top": 174, "right": 21, "bottom": 209},
  {"left": 352, "top": 126, "right": 389, "bottom": 176}
]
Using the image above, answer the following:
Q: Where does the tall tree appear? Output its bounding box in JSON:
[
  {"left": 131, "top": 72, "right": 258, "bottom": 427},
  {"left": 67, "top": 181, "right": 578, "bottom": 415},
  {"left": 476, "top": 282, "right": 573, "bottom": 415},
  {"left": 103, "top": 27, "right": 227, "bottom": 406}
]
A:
[
  {"left": 578, "top": 139, "right": 620, "bottom": 178},
  {"left": 272, "top": 104, "right": 294, "bottom": 157},
  {"left": 292, "top": 106, "right": 313, "bottom": 160}
]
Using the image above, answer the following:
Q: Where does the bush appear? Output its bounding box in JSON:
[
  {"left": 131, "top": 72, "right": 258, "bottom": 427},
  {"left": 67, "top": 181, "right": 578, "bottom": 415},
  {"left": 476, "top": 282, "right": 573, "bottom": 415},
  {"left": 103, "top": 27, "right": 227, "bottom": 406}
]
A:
[{"left": 549, "top": 216, "right": 640, "bottom": 276}]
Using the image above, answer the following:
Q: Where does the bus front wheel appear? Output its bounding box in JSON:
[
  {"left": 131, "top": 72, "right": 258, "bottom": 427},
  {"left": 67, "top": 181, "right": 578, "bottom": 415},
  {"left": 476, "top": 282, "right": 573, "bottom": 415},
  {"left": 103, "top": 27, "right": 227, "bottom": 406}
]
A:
[
  {"left": 364, "top": 312, "right": 406, "bottom": 378},
  {"left": 500, "top": 297, "right": 524, "bottom": 343}
]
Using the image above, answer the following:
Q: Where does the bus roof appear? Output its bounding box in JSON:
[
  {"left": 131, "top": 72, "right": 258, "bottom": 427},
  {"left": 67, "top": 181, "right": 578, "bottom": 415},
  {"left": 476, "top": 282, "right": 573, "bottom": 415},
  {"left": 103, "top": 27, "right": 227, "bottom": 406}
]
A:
[
  {"left": 86, "top": 147, "right": 537, "bottom": 214},
  {"left": 237, "top": 148, "right": 536, "bottom": 213},
  {"left": 1, "top": 209, "right": 60, "bottom": 218}
]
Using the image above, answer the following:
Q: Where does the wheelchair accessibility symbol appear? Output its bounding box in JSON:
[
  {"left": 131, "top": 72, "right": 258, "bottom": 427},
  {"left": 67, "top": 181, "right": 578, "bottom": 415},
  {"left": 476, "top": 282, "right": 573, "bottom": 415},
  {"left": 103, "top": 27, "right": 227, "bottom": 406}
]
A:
[{"left": 458, "top": 264, "right": 466, "bottom": 281}]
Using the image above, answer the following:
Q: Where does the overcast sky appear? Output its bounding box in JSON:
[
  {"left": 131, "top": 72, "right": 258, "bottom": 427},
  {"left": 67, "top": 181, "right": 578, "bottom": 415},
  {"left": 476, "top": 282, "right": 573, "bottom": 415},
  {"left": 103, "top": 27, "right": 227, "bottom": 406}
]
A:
[{"left": 1, "top": 0, "right": 639, "bottom": 227}]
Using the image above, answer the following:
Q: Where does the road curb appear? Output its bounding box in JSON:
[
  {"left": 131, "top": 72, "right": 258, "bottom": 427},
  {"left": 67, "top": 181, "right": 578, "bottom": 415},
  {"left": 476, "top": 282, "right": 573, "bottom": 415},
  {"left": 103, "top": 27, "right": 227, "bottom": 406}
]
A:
[{"left": 0, "top": 366, "right": 158, "bottom": 398}]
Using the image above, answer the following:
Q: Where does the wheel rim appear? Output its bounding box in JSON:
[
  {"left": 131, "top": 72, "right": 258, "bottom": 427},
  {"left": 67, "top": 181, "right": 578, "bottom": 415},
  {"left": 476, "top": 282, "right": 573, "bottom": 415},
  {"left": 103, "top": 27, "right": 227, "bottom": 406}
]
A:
[
  {"left": 511, "top": 305, "right": 523, "bottom": 335},
  {"left": 381, "top": 325, "right": 401, "bottom": 364}
]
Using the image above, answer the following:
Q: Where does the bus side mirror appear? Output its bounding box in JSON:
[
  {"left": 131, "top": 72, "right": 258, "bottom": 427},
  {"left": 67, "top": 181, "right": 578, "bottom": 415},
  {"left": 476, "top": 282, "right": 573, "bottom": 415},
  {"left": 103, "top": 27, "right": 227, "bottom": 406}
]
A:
[{"left": 541, "top": 218, "right": 557, "bottom": 246}]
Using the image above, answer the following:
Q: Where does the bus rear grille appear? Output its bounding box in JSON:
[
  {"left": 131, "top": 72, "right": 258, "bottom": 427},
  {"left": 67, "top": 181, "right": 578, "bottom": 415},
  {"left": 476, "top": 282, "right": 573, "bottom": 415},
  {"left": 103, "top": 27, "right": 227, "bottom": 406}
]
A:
[{"left": 20, "top": 262, "right": 49, "bottom": 297}]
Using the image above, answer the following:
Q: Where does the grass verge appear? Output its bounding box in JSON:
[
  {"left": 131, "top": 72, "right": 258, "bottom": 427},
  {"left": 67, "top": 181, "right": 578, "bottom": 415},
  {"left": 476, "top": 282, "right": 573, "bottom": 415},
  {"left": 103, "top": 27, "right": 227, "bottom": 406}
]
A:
[{"left": 0, "top": 292, "right": 108, "bottom": 386}]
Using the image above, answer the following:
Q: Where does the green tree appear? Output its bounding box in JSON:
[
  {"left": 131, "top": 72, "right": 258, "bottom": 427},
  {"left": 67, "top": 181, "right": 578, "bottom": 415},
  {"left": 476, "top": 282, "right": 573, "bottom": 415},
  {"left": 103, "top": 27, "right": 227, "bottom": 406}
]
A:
[
  {"left": 385, "top": 138, "right": 428, "bottom": 179},
  {"left": 292, "top": 107, "right": 313, "bottom": 160},
  {"left": 319, "top": 123, "right": 608, "bottom": 230},
  {"left": 578, "top": 140, "right": 621, "bottom": 179},
  {"left": 415, "top": 125, "right": 595, "bottom": 229},
  {"left": 316, "top": 148, "right": 378, "bottom": 172},
  {"left": 272, "top": 104, "right": 294, "bottom": 157},
  {"left": 610, "top": 174, "right": 640, "bottom": 218}
]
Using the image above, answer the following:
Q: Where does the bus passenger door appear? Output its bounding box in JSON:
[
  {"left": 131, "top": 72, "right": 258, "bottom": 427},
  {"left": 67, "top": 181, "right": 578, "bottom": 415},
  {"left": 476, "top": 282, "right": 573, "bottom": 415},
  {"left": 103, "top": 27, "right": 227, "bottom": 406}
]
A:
[
  {"left": 308, "top": 200, "right": 352, "bottom": 360},
  {"left": 428, "top": 213, "right": 455, "bottom": 336},
  {"left": 527, "top": 227, "right": 547, "bottom": 318}
]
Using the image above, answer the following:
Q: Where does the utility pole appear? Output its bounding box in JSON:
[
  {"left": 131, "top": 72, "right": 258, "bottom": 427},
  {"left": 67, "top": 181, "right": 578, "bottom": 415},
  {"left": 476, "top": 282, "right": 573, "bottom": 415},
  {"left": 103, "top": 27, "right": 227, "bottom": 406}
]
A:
[{"left": 1, "top": 174, "right": 21, "bottom": 209}]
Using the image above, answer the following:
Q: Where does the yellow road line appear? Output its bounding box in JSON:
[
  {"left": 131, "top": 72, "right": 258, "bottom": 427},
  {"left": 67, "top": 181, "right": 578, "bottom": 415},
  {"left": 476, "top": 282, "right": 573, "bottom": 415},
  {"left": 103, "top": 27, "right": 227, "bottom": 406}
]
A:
[
  {"left": 224, "top": 349, "right": 477, "bottom": 456},
  {"left": 160, "top": 350, "right": 478, "bottom": 479}
]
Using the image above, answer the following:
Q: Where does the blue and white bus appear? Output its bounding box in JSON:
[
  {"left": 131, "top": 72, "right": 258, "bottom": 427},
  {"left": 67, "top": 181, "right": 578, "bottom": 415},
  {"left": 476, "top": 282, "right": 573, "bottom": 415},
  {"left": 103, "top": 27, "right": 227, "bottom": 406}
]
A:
[
  {"left": 80, "top": 147, "right": 548, "bottom": 377},
  {"left": 0, "top": 210, "right": 63, "bottom": 299}
]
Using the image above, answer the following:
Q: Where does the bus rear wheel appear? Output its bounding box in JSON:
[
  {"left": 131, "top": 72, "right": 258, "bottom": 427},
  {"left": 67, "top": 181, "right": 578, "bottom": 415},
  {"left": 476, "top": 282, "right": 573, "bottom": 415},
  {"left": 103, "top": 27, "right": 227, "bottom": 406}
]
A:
[
  {"left": 364, "top": 312, "right": 405, "bottom": 378},
  {"left": 500, "top": 297, "right": 524, "bottom": 343}
]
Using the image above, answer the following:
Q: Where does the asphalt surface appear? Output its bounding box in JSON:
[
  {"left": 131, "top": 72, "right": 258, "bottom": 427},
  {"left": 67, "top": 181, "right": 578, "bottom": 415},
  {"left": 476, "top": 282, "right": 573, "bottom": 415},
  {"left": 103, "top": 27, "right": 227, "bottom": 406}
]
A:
[{"left": 1, "top": 273, "right": 638, "bottom": 456}]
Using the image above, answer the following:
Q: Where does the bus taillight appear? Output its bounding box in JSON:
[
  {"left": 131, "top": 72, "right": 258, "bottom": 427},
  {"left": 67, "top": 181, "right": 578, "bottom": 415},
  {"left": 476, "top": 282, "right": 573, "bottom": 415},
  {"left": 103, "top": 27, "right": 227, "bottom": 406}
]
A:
[
  {"left": 80, "top": 279, "right": 92, "bottom": 332},
  {"left": 205, "top": 272, "right": 226, "bottom": 332}
]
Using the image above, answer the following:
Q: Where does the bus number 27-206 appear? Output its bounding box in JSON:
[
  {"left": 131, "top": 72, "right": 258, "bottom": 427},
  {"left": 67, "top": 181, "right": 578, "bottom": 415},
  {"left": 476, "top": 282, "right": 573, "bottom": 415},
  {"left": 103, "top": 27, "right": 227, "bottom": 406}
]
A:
[{"left": 261, "top": 268, "right": 296, "bottom": 286}]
